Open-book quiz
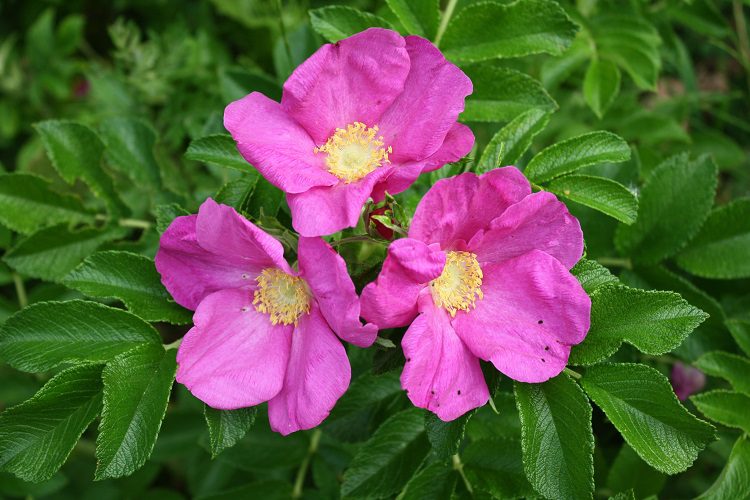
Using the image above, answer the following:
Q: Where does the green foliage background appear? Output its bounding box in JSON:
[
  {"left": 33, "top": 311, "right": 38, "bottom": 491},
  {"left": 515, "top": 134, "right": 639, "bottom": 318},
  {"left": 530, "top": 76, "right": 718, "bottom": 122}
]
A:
[{"left": 0, "top": 0, "right": 749, "bottom": 498}]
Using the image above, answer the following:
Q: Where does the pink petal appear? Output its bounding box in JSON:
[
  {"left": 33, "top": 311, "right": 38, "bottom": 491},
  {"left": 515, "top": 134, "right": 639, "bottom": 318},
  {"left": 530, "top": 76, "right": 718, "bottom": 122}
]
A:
[
  {"left": 224, "top": 92, "right": 338, "bottom": 194},
  {"left": 156, "top": 214, "right": 254, "bottom": 310},
  {"left": 379, "top": 36, "right": 473, "bottom": 163},
  {"left": 453, "top": 250, "right": 591, "bottom": 383},
  {"left": 409, "top": 167, "right": 531, "bottom": 248},
  {"left": 671, "top": 362, "right": 706, "bottom": 401},
  {"left": 176, "top": 288, "right": 292, "bottom": 410},
  {"left": 361, "top": 238, "right": 445, "bottom": 329},
  {"left": 196, "top": 198, "right": 292, "bottom": 274},
  {"left": 281, "top": 28, "right": 410, "bottom": 144},
  {"left": 401, "top": 293, "right": 490, "bottom": 421},
  {"left": 286, "top": 167, "right": 393, "bottom": 237},
  {"left": 372, "top": 123, "right": 475, "bottom": 202},
  {"left": 268, "top": 304, "right": 351, "bottom": 435},
  {"left": 472, "top": 191, "right": 584, "bottom": 269},
  {"left": 297, "top": 237, "right": 377, "bottom": 347}
]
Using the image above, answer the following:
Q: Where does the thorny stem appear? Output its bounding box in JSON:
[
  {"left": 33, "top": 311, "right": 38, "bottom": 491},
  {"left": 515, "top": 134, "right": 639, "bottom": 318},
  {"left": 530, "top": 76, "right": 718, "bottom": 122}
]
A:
[
  {"left": 12, "top": 272, "right": 27, "bottom": 309},
  {"left": 564, "top": 367, "right": 582, "bottom": 380},
  {"left": 452, "top": 453, "right": 473, "bottom": 494},
  {"left": 434, "top": 0, "right": 458, "bottom": 48},
  {"left": 596, "top": 256, "right": 632, "bottom": 270},
  {"left": 292, "top": 428, "right": 322, "bottom": 498}
]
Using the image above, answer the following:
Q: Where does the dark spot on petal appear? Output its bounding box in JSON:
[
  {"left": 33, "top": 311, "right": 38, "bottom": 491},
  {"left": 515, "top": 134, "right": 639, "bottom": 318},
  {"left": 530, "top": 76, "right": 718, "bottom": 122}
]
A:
[
  {"left": 541, "top": 358, "right": 546, "bottom": 362},
  {"left": 538, "top": 320, "right": 544, "bottom": 324},
  {"left": 544, "top": 346, "right": 550, "bottom": 351},
  {"left": 431, "top": 390, "right": 435, "bottom": 395},
  {"left": 406, "top": 357, "right": 411, "bottom": 362},
  {"left": 457, "top": 390, "right": 462, "bottom": 395}
]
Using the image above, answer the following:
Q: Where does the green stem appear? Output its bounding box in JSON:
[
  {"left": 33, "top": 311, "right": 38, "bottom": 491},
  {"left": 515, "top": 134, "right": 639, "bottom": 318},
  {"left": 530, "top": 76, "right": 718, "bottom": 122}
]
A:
[
  {"left": 277, "top": 0, "right": 294, "bottom": 70},
  {"left": 95, "top": 214, "right": 152, "bottom": 230},
  {"left": 434, "top": 0, "right": 458, "bottom": 47},
  {"left": 596, "top": 256, "right": 632, "bottom": 270},
  {"left": 292, "top": 428, "right": 322, "bottom": 499},
  {"left": 452, "top": 453, "right": 473, "bottom": 494},
  {"left": 164, "top": 338, "right": 183, "bottom": 351},
  {"left": 12, "top": 272, "right": 28, "bottom": 309},
  {"left": 564, "top": 367, "right": 582, "bottom": 380}
]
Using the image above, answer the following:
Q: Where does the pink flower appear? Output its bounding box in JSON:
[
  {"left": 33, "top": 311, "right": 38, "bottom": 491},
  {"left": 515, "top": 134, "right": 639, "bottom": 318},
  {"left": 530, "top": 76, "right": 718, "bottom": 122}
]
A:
[
  {"left": 671, "top": 362, "right": 706, "bottom": 401},
  {"left": 155, "top": 198, "right": 377, "bottom": 435},
  {"left": 224, "top": 28, "right": 474, "bottom": 237},
  {"left": 361, "top": 168, "right": 591, "bottom": 421}
]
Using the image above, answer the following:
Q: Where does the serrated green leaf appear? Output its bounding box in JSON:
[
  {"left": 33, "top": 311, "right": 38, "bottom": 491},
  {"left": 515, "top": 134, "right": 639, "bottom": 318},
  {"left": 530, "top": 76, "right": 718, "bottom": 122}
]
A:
[
  {"left": 385, "top": 0, "right": 438, "bottom": 38},
  {"left": 204, "top": 406, "right": 257, "bottom": 459},
  {"left": 99, "top": 117, "right": 161, "bottom": 189},
  {"left": 441, "top": 0, "right": 578, "bottom": 63},
  {"left": 515, "top": 373, "right": 594, "bottom": 500},
  {"left": 581, "top": 363, "right": 715, "bottom": 474},
  {"left": 525, "top": 131, "right": 630, "bottom": 183},
  {"left": 309, "top": 6, "right": 393, "bottom": 43},
  {"left": 400, "top": 461, "right": 457, "bottom": 500},
  {"left": 0, "top": 173, "right": 93, "bottom": 234},
  {"left": 570, "top": 259, "right": 618, "bottom": 294},
  {"left": 341, "top": 408, "right": 430, "bottom": 498},
  {"left": 34, "top": 120, "right": 128, "bottom": 215},
  {"left": 185, "top": 134, "right": 249, "bottom": 172},
  {"left": 694, "top": 352, "right": 750, "bottom": 395},
  {"left": 95, "top": 345, "right": 176, "bottom": 479},
  {"left": 462, "top": 437, "right": 534, "bottom": 498},
  {"left": 592, "top": 15, "right": 661, "bottom": 90},
  {"left": 615, "top": 154, "right": 717, "bottom": 265},
  {"left": 570, "top": 284, "right": 707, "bottom": 365},
  {"left": 547, "top": 174, "right": 638, "bottom": 224},
  {"left": 153, "top": 203, "right": 189, "bottom": 234},
  {"left": 3, "top": 224, "right": 126, "bottom": 281},
  {"left": 477, "top": 108, "right": 551, "bottom": 171},
  {"left": 727, "top": 319, "right": 750, "bottom": 357},
  {"left": 461, "top": 64, "right": 556, "bottom": 122},
  {"left": 63, "top": 251, "right": 191, "bottom": 324},
  {"left": 606, "top": 443, "right": 666, "bottom": 499},
  {"left": 698, "top": 435, "right": 750, "bottom": 500},
  {"left": 676, "top": 198, "right": 750, "bottom": 279},
  {"left": 584, "top": 59, "right": 621, "bottom": 118},
  {"left": 0, "top": 300, "right": 161, "bottom": 372},
  {"left": 691, "top": 390, "right": 750, "bottom": 433},
  {"left": 214, "top": 174, "right": 260, "bottom": 214},
  {"left": 0, "top": 364, "right": 103, "bottom": 482},
  {"left": 424, "top": 410, "right": 472, "bottom": 459},
  {"left": 245, "top": 177, "right": 283, "bottom": 219}
]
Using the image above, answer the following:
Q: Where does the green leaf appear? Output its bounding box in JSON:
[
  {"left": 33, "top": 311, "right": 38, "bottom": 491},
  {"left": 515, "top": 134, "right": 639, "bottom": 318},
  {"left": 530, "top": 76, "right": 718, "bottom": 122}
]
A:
[
  {"left": 570, "top": 259, "right": 618, "bottom": 294},
  {"left": 441, "top": 0, "right": 578, "bottom": 64},
  {"left": 547, "top": 174, "right": 638, "bottom": 224},
  {"left": 34, "top": 120, "right": 128, "bottom": 215},
  {"left": 0, "top": 300, "right": 161, "bottom": 372},
  {"left": 215, "top": 174, "right": 260, "bottom": 214},
  {"left": 676, "top": 198, "right": 750, "bottom": 279},
  {"left": 698, "top": 435, "right": 750, "bottom": 500},
  {"left": 606, "top": 443, "right": 666, "bottom": 499},
  {"left": 95, "top": 345, "right": 177, "bottom": 479},
  {"left": 462, "top": 437, "right": 534, "bottom": 498},
  {"left": 592, "top": 15, "right": 661, "bottom": 90},
  {"left": 184, "top": 134, "right": 249, "bottom": 172},
  {"left": 726, "top": 319, "right": 750, "bottom": 357},
  {"left": 385, "top": 0, "right": 438, "bottom": 38},
  {"left": 581, "top": 363, "right": 715, "bottom": 474},
  {"left": 0, "top": 364, "right": 103, "bottom": 482},
  {"left": 245, "top": 178, "right": 283, "bottom": 219},
  {"left": 461, "top": 64, "right": 556, "bottom": 122},
  {"left": 340, "top": 408, "right": 430, "bottom": 498},
  {"left": 309, "top": 6, "right": 393, "bottom": 43},
  {"left": 424, "top": 410, "right": 472, "bottom": 459},
  {"left": 63, "top": 251, "right": 192, "bottom": 324},
  {"left": 571, "top": 284, "right": 707, "bottom": 365},
  {"left": 0, "top": 173, "right": 93, "bottom": 234},
  {"left": 615, "top": 154, "right": 717, "bottom": 265},
  {"left": 477, "top": 108, "right": 551, "bottom": 171},
  {"left": 583, "top": 59, "right": 621, "bottom": 118},
  {"left": 99, "top": 117, "right": 161, "bottom": 189},
  {"left": 694, "top": 352, "right": 750, "bottom": 395},
  {"left": 691, "top": 390, "right": 750, "bottom": 433},
  {"left": 400, "top": 461, "right": 457, "bottom": 500},
  {"left": 154, "top": 203, "right": 190, "bottom": 234},
  {"left": 515, "top": 373, "right": 594, "bottom": 500},
  {"left": 3, "top": 224, "right": 126, "bottom": 281},
  {"left": 525, "top": 131, "right": 630, "bottom": 183},
  {"left": 204, "top": 406, "right": 257, "bottom": 459}
]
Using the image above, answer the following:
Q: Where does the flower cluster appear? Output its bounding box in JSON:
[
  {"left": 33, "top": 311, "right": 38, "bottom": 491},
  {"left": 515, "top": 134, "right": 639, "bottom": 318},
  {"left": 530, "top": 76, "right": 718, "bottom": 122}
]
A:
[{"left": 157, "top": 28, "right": 591, "bottom": 434}]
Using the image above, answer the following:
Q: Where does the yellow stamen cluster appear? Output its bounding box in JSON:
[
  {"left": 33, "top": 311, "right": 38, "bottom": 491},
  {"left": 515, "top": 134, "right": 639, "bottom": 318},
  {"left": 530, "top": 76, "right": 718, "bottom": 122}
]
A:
[
  {"left": 314, "top": 122, "right": 392, "bottom": 183},
  {"left": 253, "top": 268, "right": 310, "bottom": 325},
  {"left": 430, "top": 251, "right": 484, "bottom": 317}
]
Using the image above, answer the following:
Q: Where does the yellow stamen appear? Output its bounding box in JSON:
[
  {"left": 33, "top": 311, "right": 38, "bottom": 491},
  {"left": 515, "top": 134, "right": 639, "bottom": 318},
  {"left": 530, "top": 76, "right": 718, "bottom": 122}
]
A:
[
  {"left": 430, "top": 251, "right": 483, "bottom": 317},
  {"left": 253, "top": 268, "right": 310, "bottom": 325},
  {"left": 314, "top": 122, "right": 392, "bottom": 183}
]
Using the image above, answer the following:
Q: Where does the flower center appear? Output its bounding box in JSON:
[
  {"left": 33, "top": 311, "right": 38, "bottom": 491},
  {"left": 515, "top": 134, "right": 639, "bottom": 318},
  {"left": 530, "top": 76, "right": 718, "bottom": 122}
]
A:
[
  {"left": 314, "top": 122, "right": 392, "bottom": 183},
  {"left": 430, "top": 251, "right": 483, "bottom": 317},
  {"left": 253, "top": 268, "right": 310, "bottom": 325}
]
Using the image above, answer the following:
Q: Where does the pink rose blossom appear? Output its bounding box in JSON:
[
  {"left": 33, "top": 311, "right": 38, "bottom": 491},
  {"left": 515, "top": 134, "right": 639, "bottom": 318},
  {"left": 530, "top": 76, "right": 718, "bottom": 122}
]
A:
[
  {"left": 671, "top": 362, "right": 706, "bottom": 401},
  {"left": 224, "top": 28, "right": 474, "bottom": 237},
  {"left": 155, "top": 198, "right": 377, "bottom": 435},
  {"left": 361, "top": 167, "right": 591, "bottom": 421}
]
